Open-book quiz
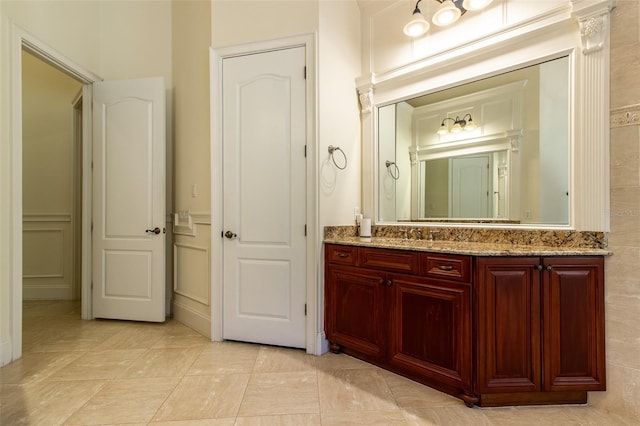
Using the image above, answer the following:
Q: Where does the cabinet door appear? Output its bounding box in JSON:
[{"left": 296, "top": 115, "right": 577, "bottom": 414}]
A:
[
  {"left": 476, "top": 257, "right": 541, "bottom": 393},
  {"left": 542, "top": 257, "right": 606, "bottom": 391},
  {"left": 389, "top": 275, "right": 472, "bottom": 390},
  {"left": 325, "top": 265, "right": 386, "bottom": 359}
]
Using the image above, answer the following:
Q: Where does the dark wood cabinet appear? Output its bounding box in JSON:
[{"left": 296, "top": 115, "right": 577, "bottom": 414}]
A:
[
  {"left": 325, "top": 244, "right": 475, "bottom": 404},
  {"left": 324, "top": 243, "right": 606, "bottom": 407},
  {"left": 388, "top": 274, "right": 473, "bottom": 393},
  {"left": 476, "top": 256, "right": 605, "bottom": 406},
  {"left": 325, "top": 265, "right": 386, "bottom": 359}
]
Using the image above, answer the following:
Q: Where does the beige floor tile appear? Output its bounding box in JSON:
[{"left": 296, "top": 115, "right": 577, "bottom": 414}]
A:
[
  {"left": 315, "top": 352, "right": 377, "bottom": 372},
  {"left": 238, "top": 371, "right": 319, "bottom": 416},
  {"left": 252, "top": 346, "right": 317, "bottom": 373},
  {"left": 321, "top": 410, "right": 409, "bottom": 425},
  {"left": 153, "top": 374, "right": 250, "bottom": 421},
  {"left": 235, "top": 413, "right": 322, "bottom": 425},
  {"left": 403, "top": 406, "right": 493, "bottom": 426},
  {"left": 9, "top": 301, "right": 640, "bottom": 426},
  {"left": 151, "top": 333, "right": 211, "bottom": 349},
  {"left": 0, "top": 380, "right": 104, "bottom": 425},
  {"left": 64, "top": 377, "right": 180, "bottom": 425},
  {"left": 27, "top": 326, "right": 124, "bottom": 353},
  {"left": 187, "top": 341, "right": 259, "bottom": 375},
  {"left": 381, "top": 371, "right": 460, "bottom": 408},
  {"left": 0, "top": 351, "right": 83, "bottom": 385},
  {"left": 48, "top": 349, "right": 147, "bottom": 381},
  {"left": 318, "top": 368, "right": 398, "bottom": 413},
  {"left": 122, "top": 347, "right": 203, "bottom": 378},
  {"left": 150, "top": 420, "right": 235, "bottom": 425},
  {"left": 93, "top": 326, "right": 165, "bottom": 351}
]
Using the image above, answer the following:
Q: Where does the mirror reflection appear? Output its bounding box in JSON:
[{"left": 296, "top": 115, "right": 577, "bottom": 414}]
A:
[{"left": 378, "top": 56, "right": 570, "bottom": 225}]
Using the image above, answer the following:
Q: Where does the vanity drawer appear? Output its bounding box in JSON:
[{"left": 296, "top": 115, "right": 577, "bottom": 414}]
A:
[
  {"left": 359, "top": 247, "right": 419, "bottom": 274},
  {"left": 326, "top": 244, "right": 357, "bottom": 265},
  {"left": 420, "top": 254, "right": 472, "bottom": 282}
]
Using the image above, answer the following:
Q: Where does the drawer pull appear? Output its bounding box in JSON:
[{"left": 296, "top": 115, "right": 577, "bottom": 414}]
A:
[
  {"left": 437, "top": 265, "right": 454, "bottom": 271},
  {"left": 337, "top": 252, "right": 350, "bottom": 258}
]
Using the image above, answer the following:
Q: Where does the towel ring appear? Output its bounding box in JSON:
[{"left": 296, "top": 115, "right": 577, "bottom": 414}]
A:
[
  {"left": 385, "top": 160, "right": 400, "bottom": 180},
  {"left": 328, "top": 145, "right": 347, "bottom": 170}
]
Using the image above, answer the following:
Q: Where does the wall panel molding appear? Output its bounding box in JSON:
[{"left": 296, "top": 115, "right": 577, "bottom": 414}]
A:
[
  {"left": 23, "top": 214, "right": 71, "bottom": 222},
  {"left": 173, "top": 243, "right": 210, "bottom": 305},
  {"left": 22, "top": 227, "right": 65, "bottom": 278}
]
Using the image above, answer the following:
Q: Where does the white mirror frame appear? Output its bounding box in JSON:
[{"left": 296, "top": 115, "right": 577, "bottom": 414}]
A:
[{"left": 358, "top": 0, "right": 615, "bottom": 232}]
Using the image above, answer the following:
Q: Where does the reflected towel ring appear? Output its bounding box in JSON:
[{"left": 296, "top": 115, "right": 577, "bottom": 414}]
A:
[
  {"left": 328, "top": 145, "right": 348, "bottom": 170},
  {"left": 385, "top": 160, "right": 400, "bottom": 180}
]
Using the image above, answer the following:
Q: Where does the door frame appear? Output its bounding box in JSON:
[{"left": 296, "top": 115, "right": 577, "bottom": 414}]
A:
[
  {"left": 210, "top": 34, "right": 319, "bottom": 354},
  {"left": 7, "top": 22, "right": 101, "bottom": 362}
]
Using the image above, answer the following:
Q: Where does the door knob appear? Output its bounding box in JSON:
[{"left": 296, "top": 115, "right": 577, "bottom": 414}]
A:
[
  {"left": 224, "top": 230, "right": 237, "bottom": 239},
  {"left": 145, "top": 227, "right": 161, "bottom": 235}
]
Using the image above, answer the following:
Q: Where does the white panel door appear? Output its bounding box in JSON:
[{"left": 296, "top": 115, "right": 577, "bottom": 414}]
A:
[
  {"left": 93, "top": 77, "right": 166, "bottom": 322},
  {"left": 450, "top": 155, "right": 490, "bottom": 218},
  {"left": 222, "top": 47, "right": 306, "bottom": 348}
]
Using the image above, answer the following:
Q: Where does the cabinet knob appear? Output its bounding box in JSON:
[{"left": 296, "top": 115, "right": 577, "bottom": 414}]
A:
[
  {"left": 385, "top": 279, "right": 393, "bottom": 287},
  {"left": 546, "top": 265, "right": 553, "bottom": 272},
  {"left": 437, "top": 265, "right": 454, "bottom": 271},
  {"left": 337, "top": 252, "right": 349, "bottom": 258},
  {"left": 536, "top": 265, "right": 543, "bottom": 271}
]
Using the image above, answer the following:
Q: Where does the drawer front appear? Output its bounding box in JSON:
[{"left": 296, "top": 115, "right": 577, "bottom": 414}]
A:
[
  {"left": 359, "top": 248, "right": 419, "bottom": 274},
  {"left": 326, "top": 244, "right": 357, "bottom": 266},
  {"left": 420, "top": 254, "right": 472, "bottom": 282}
]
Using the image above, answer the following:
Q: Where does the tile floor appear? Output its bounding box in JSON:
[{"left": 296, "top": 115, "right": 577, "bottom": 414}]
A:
[{"left": 0, "top": 301, "right": 632, "bottom": 425}]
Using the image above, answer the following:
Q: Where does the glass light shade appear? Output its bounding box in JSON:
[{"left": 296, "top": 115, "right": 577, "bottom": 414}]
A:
[
  {"left": 462, "top": 0, "right": 493, "bottom": 11},
  {"left": 403, "top": 12, "right": 430, "bottom": 37},
  {"left": 432, "top": 0, "right": 462, "bottom": 27},
  {"left": 451, "top": 122, "right": 463, "bottom": 133},
  {"left": 464, "top": 119, "right": 477, "bottom": 131},
  {"left": 437, "top": 125, "right": 449, "bottom": 136}
]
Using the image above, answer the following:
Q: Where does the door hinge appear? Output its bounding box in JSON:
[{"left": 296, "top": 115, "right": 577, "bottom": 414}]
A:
[
  {"left": 304, "top": 303, "right": 307, "bottom": 316},
  {"left": 91, "top": 222, "right": 93, "bottom": 232},
  {"left": 91, "top": 282, "right": 93, "bottom": 290},
  {"left": 304, "top": 145, "right": 307, "bottom": 158},
  {"left": 304, "top": 224, "right": 307, "bottom": 236},
  {"left": 221, "top": 231, "right": 224, "bottom": 238},
  {"left": 303, "top": 66, "right": 307, "bottom": 79}
]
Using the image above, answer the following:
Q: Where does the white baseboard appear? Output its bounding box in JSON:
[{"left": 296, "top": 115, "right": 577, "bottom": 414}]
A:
[
  {"left": 172, "top": 301, "right": 211, "bottom": 339},
  {"left": 0, "top": 339, "right": 12, "bottom": 366},
  {"left": 317, "top": 331, "right": 329, "bottom": 355}
]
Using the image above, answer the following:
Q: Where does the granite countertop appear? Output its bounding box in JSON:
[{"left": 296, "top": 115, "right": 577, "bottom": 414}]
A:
[{"left": 323, "top": 236, "right": 612, "bottom": 257}]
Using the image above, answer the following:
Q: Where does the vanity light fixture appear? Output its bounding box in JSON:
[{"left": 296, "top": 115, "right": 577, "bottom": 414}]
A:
[
  {"left": 403, "top": 0, "right": 431, "bottom": 37},
  {"left": 437, "top": 114, "right": 477, "bottom": 135},
  {"left": 403, "top": 0, "right": 494, "bottom": 37}
]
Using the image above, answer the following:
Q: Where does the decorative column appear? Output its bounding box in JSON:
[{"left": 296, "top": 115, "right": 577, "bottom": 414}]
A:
[
  {"left": 357, "top": 82, "right": 375, "bottom": 221},
  {"left": 572, "top": 0, "right": 615, "bottom": 231}
]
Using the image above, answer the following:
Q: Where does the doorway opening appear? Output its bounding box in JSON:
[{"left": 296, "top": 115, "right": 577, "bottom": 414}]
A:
[
  {"left": 21, "top": 49, "right": 83, "bottom": 307},
  {"left": 8, "top": 24, "right": 100, "bottom": 362}
]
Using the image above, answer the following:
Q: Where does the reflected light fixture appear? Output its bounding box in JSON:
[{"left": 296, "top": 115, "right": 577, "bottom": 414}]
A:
[
  {"left": 437, "top": 114, "right": 478, "bottom": 135},
  {"left": 403, "top": 0, "right": 495, "bottom": 37}
]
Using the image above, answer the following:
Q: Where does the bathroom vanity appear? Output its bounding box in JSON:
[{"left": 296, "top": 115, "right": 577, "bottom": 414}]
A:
[{"left": 324, "top": 237, "right": 607, "bottom": 407}]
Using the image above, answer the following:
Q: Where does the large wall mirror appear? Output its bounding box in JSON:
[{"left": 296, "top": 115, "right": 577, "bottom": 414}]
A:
[{"left": 378, "top": 56, "right": 570, "bottom": 226}]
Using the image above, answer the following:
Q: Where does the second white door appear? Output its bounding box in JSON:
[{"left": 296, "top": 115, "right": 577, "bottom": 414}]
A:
[{"left": 222, "top": 47, "right": 307, "bottom": 348}]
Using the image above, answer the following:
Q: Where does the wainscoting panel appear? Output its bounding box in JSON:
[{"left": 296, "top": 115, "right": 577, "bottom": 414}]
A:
[
  {"left": 173, "top": 241, "right": 211, "bottom": 337},
  {"left": 23, "top": 216, "right": 73, "bottom": 300}
]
